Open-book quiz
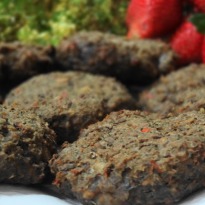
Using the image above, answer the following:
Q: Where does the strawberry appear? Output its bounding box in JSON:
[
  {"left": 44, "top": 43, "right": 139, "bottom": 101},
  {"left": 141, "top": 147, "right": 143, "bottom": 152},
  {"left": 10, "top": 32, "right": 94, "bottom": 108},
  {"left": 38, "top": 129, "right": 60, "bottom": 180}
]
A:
[
  {"left": 202, "top": 38, "right": 205, "bottom": 63},
  {"left": 126, "top": 0, "right": 183, "bottom": 39},
  {"left": 170, "top": 20, "right": 204, "bottom": 65},
  {"left": 192, "top": 0, "right": 205, "bottom": 13}
]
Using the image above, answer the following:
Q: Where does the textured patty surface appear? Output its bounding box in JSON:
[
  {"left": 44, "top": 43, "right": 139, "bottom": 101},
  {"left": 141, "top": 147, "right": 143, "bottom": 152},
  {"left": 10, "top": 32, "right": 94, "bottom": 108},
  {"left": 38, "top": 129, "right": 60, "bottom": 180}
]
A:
[
  {"left": 138, "top": 64, "right": 205, "bottom": 114},
  {"left": 0, "top": 105, "right": 56, "bottom": 184},
  {"left": 56, "top": 31, "right": 176, "bottom": 85},
  {"left": 5, "top": 71, "right": 135, "bottom": 143},
  {"left": 50, "top": 110, "right": 205, "bottom": 205},
  {"left": 0, "top": 42, "right": 56, "bottom": 83}
]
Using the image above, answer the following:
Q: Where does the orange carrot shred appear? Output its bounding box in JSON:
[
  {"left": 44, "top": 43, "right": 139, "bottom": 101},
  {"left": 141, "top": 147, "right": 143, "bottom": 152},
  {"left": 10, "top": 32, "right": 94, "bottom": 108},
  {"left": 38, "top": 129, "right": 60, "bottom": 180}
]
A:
[{"left": 141, "top": 127, "right": 151, "bottom": 133}]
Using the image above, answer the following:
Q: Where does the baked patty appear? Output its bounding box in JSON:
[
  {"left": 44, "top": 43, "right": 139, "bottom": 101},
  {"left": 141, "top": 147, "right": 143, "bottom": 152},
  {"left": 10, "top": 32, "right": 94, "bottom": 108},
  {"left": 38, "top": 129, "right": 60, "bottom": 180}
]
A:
[
  {"left": 50, "top": 109, "right": 205, "bottom": 205},
  {"left": 56, "top": 31, "right": 177, "bottom": 85},
  {"left": 0, "top": 42, "right": 56, "bottom": 83},
  {"left": 138, "top": 64, "right": 205, "bottom": 114},
  {"left": 0, "top": 105, "right": 56, "bottom": 184},
  {"left": 5, "top": 71, "right": 135, "bottom": 143}
]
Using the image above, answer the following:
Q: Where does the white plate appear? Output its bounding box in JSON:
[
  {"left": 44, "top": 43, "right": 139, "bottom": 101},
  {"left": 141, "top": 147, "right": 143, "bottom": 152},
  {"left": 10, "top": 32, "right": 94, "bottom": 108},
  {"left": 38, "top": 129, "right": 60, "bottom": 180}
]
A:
[
  {"left": 0, "top": 185, "right": 205, "bottom": 205},
  {"left": 0, "top": 185, "right": 80, "bottom": 205}
]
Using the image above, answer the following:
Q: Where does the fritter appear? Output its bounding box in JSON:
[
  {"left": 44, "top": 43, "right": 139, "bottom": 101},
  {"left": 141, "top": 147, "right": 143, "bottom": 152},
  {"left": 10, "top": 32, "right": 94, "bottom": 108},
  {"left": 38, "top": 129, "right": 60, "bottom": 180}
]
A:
[
  {"left": 5, "top": 71, "right": 135, "bottom": 143},
  {"left": 56, "top": 31, "right": 177, "bottom": 85},
  {"left": 138, "top": 64, "right": 205, "bottom": 114},
  {"left": 50, "top": 109, "right": 205, "bottom": 205},
  {"left": 0, "top": 42, "right": 56, "bottom": 83},
  {"left": 0, "top": 105, "right": 56, "bottom": 184}
]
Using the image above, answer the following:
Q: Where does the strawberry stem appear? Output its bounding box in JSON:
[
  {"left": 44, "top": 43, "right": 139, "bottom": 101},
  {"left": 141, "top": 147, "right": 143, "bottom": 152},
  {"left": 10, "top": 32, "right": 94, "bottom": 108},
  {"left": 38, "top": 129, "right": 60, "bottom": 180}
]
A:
[{"left": 189, "top": 13, "right": 205, "bottom": 34}]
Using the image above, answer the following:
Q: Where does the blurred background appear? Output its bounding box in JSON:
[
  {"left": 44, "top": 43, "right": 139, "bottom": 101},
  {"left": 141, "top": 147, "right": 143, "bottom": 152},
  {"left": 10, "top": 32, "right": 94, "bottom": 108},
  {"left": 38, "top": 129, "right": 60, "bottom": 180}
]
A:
[{"left": 0, "top": 0, "right": 128, "bottom": 45}]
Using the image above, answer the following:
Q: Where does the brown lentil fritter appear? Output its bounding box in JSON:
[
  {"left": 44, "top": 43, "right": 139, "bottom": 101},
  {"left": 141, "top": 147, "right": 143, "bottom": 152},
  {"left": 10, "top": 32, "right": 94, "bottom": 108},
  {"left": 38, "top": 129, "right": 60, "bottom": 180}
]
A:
[
  {"left": 5, "top": 71, "right": 135, "bottom": 143},
  {"left": 56, "top": 31, "right": 177, "bottom": 85},
  {"left": 50, "top": 110, "right": 205, "bottom": 205},
  {"left": 138, "top": 64, "right": 205, "bottom": 114},
  {"left": 0, "top": 105, "right": 56, "bottom": 184},
  {"left": 0, "top": 42, "right": 56, "bottom": 83}
]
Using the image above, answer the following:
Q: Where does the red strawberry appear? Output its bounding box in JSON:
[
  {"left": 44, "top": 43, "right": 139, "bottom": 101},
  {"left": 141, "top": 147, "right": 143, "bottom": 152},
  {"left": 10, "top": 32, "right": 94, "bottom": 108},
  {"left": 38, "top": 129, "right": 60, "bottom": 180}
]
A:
[
  {"left": 126, "top": 0, "right": 183, "bottom": 38},
  {"left": 192, "top": 0, "right": 205, "bottom": 13},
  {"left": 202, "top": 38, "right": 205, "bottom": 63},
  {"left": 171, "top": 20, "right": 204, "bottom": 65}
]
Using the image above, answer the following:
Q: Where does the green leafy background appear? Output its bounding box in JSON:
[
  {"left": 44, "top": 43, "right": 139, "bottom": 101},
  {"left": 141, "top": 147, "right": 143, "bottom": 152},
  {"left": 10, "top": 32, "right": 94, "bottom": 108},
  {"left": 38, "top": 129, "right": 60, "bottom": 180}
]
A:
[{"left": 0, "top": 0, "right": 128, "bottom": 45}]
